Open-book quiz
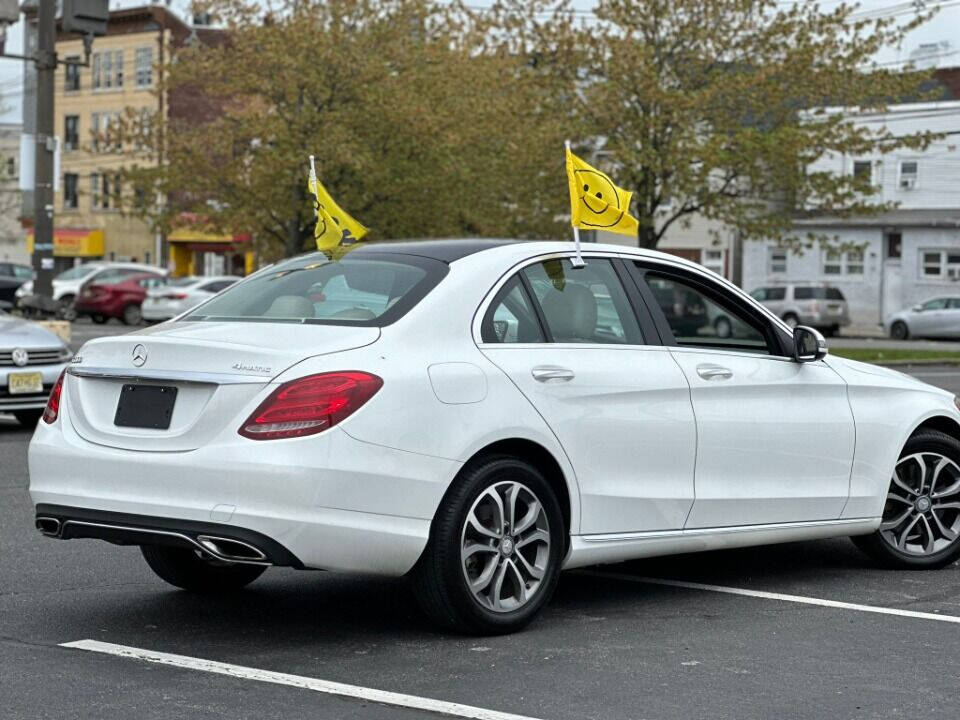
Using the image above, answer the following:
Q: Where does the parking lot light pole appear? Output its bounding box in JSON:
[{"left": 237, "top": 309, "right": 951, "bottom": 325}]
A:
[{"left": 32, "top": 0, "right": 56, "bottom": 299}]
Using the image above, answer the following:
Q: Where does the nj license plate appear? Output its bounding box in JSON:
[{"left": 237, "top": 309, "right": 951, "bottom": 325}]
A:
[{"left": 8, "top": 371, "right": 43, "bottom": 395}]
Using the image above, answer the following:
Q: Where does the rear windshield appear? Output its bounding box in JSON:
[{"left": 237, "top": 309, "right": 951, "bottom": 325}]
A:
[
  {"left": 794, "top": 287, "right": 845, "bottom": 301},
  {"left": 183, "top": 252, "right": 447, "bottom": 326}
]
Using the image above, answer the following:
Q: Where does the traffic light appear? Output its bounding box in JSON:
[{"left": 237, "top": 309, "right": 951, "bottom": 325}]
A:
[{"left": 62, "top": 0, "right": 109, "bottom": 37}]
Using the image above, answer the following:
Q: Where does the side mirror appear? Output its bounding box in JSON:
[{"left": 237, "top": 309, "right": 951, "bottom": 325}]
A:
[
  {"left": 793, "top": 325, "right": 827, "bottom": 363},
  {"left": 912, "top": 304, "right": 923, "bottom": 312}
]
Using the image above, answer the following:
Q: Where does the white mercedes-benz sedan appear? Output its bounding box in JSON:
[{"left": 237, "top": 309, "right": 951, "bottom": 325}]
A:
[{"left": 29, "top": 240, "right": 960, "bottom": 633}]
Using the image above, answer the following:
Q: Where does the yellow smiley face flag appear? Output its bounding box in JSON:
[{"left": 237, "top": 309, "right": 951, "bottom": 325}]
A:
[
  {"left": 308, "top": 159, "right": 368, "bottom": 251},
  {"left": 565, "top": 146, "right": 639, "bottom": 237}
]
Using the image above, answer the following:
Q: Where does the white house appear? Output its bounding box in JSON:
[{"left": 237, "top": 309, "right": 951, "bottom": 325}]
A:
[{"left": 743, "top": 100, "right": 960, "bottom": 328}]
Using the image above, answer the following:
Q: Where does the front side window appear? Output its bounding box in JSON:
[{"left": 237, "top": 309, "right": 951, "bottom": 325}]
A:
[
  {"left": 481, "top": 276, "right": 544, "bottom": 344},
  {"left": 184, "top": 252, "right": 446, "bottom": 326},
  {"left": 13, "top": 265, "right": 34, "bottom": 280},
  {"left": 643, "top": 271, "right": 772, "bottom": 354},
  {"left": 522, "top": 258, "right": 642, "bottom": 344},
  {"left": 922, "top": 298, "right": 948, "bottom": 311}
]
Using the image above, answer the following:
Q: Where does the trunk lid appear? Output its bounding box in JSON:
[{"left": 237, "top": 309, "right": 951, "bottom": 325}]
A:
[{"left": 65, "top": 320, "right": 380, "bottom": 451}]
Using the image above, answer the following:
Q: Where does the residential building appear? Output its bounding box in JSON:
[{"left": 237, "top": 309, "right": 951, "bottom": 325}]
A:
[
  {"left": 22, "top": 5, "right": 243, "bottom": 276},
  {"left": 743, "top": 99, "right": 960, "bottom": 328},
  {"left": 0, "top": 122, "right": 26, "bottom": 263}
]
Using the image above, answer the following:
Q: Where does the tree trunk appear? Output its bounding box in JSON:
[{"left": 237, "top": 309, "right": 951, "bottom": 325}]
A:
[{"left": 637, "top": 222, "right": 659, "bottom": 250}]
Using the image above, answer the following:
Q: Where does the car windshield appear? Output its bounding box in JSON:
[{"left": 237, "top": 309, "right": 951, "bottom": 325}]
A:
[
  {"left": 56, "top": 265, "right": 100, "bottom": 281},
  {"left": 183, "top": 252, "right": 447, "bottom": 326}
]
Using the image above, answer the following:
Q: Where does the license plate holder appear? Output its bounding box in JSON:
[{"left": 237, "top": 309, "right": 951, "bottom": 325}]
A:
[
  {"left": 8, "top": 371, "right": 44, "bottom": 395},
  {"left": 114, "top": 384, "right": 178, "bottom": 430}
]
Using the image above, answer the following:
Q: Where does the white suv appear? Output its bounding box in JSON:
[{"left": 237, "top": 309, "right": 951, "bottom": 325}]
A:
[
  {"left": 16, "top": 262, "right": 168, "bottom": 320},
  {"left": 750, "top": 283, "right": 851, "bottom": 336}
]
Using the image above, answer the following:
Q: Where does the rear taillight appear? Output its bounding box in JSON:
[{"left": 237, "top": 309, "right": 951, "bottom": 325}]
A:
[
  {"left": 239, "top": 371, "right": 383, "bottom": 441},
  {"left": 43, "top": 370, "right": 66, "bottom": 424}
]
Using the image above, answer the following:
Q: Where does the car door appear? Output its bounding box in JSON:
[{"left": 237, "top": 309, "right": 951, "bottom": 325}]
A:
[
  {"left": 942, "top": 298, "right": 960, "bottom": 337},
  {"left": 629, "top": 261, "right": 855, "bottom": 528},
  {"left": 911, "top": 298, "right": 949, "bottom": 337},
  {"left": 478, "top": 254, "right": 697, "bottom": 535}
]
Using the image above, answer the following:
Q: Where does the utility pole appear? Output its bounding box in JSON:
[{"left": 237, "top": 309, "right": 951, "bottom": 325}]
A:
[
  {"left": 0, "top": 0, "right": 107, "bottom": 311},
  {"left": 32, "top": 0, "right": 55, "bottom": 299}
]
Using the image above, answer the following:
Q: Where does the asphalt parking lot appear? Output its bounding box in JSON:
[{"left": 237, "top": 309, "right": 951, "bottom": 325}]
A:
[{"left": 3, "top": 323, "right": 960, "bottom": 719}]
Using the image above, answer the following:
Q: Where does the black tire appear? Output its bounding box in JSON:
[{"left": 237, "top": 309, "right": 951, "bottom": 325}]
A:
[
  {"left": 122, "top": 304, "right": 142, "bottom": 326},
  {"left": 57, "top": 295, "right": 77, "bottom": 322},
  {"left": 410, "top": 455, "right": 565, "bottom": 634},
  {"left": 90, "top": 314, "right": 108, "bottom": 324},
  {"left": 782, "top": 313, "right": 799, "bottom": 329},
  {"left": 141, "top": 545, "right": 266, "bottom": 592},
  {"left": 852, "top": 430, "right": 960, "bottom": 570},
  {"left": 13, "top": 410, "right": 43, "bottom": 427},
  {"left": 891, "top": 321, "right": 909, "bottom": 340}
]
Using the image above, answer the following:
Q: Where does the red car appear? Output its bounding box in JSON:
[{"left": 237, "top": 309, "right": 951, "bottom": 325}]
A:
[{"left": 75, "top": 272, "right": 166, "bottom": 325}]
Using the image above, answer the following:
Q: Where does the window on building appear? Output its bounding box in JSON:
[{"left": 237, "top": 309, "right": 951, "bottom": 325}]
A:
[
  {"left": 64, "top": 56, "right": 81, "bottom": 92},
  {"left": 93, "top": 50, "right": 124, "bottom": 90},
  {"left": 90, "top": 173, "right": 100, "bottom": 209},
  {"left": 5, "top": 156, "right": 14, "bottom": 177},
  {"left": 920, "top": 250, "right": 960, "bottom": 280},
  {"left": 64, "top": 115, "right": 79, "bottom": 151},
  {"left": 853, "top": 160, "right": 873, "bottom": 184},
  {"left": 701, "top": 249, "right": 725, "bottom": 277},
  {"left": 63, "top": 173, "right": 78, "bottom": 209},
  {"left": 885, "top": 232, "right": 902, "bottom": 259},
  {"left": 899, "top": 161, "right": 919, "bottom": 190},
  {"left": 135, "top": 47, "right": 153, "bottom": 87},
  {"left": 91, "top": 112, "right": 100, "bottom": 151},
  {"left": 822, "top": 249, "right": 864, "bottom": 276},
  {"left": 768, "top": 248, "right": 787, "bottom": 274}
]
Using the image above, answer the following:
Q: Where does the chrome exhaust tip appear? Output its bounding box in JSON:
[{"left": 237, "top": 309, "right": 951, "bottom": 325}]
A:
[
  {"left": 195, "top": 535, "right": 267, "bottom": 562},
  {"left": 36, "top": 517, "right": 62, "bottom": 537}
]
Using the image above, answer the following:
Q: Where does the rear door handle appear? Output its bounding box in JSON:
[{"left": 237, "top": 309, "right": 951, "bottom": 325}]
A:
[
  {"left": 532, "top": 366, "right": 575, "bottom": 383},
  {"left": 696, "top": 364, "right": 733, "bottom": 381}
]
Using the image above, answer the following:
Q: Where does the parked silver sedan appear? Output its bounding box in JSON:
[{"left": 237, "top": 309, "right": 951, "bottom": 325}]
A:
[
  {"left": 885, "top": 297, "right": 960, "bottom": 340},
  {"left": 0, "top": 310, "right": 71, "bottom": 426}
]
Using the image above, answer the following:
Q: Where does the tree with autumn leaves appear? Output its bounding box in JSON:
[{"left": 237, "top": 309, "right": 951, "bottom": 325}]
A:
[{"left": 122, "top": 0, "right": 939, "bottom": 258}]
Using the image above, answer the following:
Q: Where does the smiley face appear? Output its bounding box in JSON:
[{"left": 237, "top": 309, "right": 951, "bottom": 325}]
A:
[
  {"left": 313, "top": 199, "right": 327, "bottom": 238},
  {"left": 574, "top": 169, "right": 624, "bottom": 228}
]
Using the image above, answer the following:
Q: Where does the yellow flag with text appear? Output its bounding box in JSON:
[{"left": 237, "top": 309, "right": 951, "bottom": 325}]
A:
[
  {"left": 565, "top": 147, "right": 638, "bottom": 237},
  {"left": 308, "top": 172, "right": 368, "bottom": 251}
]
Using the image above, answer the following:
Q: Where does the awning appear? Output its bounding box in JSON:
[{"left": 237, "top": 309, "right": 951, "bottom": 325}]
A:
[
  {"left": 168, "top": 228, "right": 252, "bottom": 244},
  {"left": 26, "top": 228, "right": 105, "bottom": 257}
]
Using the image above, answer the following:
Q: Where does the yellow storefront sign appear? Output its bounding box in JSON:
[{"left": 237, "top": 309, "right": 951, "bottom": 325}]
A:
[{"left": 26, "top": 229, "right": 105, "bottom": 258}]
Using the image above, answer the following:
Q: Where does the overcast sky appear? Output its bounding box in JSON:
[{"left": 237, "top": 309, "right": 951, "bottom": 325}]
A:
[{"left": 1, "top": 0, "right": 957, "bottom": 124}]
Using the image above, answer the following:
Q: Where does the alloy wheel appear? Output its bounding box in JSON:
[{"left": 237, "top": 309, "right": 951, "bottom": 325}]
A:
[
  {"left": 880, "top": 452, "right": 960, "bottom": 556},
  {"left": 460, "top": 481, "right": 551, "bottom": 613}
]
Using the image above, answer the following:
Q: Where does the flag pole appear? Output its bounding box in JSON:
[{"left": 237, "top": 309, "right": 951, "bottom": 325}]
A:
[{"left": 565, "top": 140, "right": 586, "bottom": 268}]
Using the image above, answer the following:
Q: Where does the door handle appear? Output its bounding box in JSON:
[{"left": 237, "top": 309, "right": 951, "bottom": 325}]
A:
[
  {"left": 531, "top": 366, "right": 575, "bottom": 383},
  {"left": 696, "top": 364, "right": 733, "bottom": 381}
]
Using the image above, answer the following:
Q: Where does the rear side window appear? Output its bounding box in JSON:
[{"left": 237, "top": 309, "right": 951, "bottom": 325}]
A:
[
  {"left": 481, "top": 276, "right": 545, "bottom": 343},
  {"left": 522, "top": 259, "right": 643, "bottom": 344},
  {"left": 184, "top": 252, "right": 446, "bottom": 326}
]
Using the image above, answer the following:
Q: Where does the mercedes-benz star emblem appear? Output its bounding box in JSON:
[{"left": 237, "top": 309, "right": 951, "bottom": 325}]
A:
[
  {"left": 131, "top": 344, "right": 148, "bottom": 367},
  {"left": 11, "top": 348, "right": 29, "bottom": 367}
]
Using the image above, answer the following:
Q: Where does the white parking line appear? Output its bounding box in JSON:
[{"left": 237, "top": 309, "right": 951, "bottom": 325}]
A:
[
  {"left": 61, "top": 640, "right": 543, "bottom": 720},
  {"left": 580, "top": 571, "right": 960, "bottom": 625}
]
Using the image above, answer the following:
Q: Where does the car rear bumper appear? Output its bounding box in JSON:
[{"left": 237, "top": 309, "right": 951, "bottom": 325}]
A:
[{"left": 29, "top": 409, "right": 462, "bottom": 576}]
